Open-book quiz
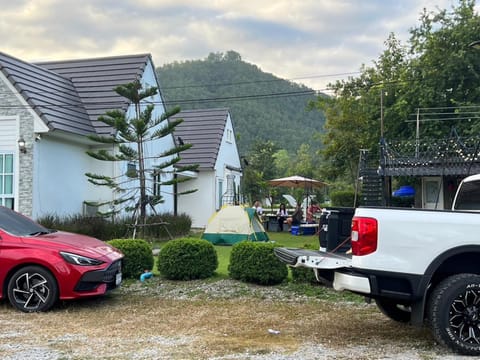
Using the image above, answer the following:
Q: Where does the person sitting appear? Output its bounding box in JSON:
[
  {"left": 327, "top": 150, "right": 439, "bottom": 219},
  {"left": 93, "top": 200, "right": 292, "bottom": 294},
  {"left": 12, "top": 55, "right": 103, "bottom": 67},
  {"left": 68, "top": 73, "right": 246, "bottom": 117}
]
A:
[
  {"left": 287, "top": 204, "right": 303, "bottom": 227},
  {"left": 306, "top": 200, "right": 322, "bottom": 223},
  {"left": 252, "top": 200, "right": 263, "bottom": 216},
  {"left": 276, "top": 203, "right": 288, "bottom": 232}
]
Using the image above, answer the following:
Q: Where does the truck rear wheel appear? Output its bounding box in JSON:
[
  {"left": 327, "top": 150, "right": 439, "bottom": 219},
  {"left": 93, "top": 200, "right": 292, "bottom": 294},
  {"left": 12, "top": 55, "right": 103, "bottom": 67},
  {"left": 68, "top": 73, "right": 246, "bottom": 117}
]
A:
[
  {"left": 429, "top": 274, "right": 480, "bottom": 355},
  {"left": 375, "top": 298, "right": 411, "bottom": 323}
]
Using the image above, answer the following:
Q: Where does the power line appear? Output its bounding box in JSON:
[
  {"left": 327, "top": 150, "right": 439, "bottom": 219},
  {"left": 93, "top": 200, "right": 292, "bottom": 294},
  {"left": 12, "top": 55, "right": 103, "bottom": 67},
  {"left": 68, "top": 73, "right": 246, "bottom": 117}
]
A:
[
  {"left": 160, "top": 71, "right": 361, "bottom": 90},
  {"left": 0, "top": 89, "right": 319, "bottom": 110}
]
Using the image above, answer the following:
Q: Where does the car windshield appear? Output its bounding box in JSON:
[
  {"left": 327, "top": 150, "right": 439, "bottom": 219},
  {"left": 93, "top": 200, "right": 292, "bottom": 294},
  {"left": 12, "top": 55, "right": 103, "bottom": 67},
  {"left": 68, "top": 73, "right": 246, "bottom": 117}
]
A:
[{"left": 0, "top": 206, "right": 52, "bottom": 236}]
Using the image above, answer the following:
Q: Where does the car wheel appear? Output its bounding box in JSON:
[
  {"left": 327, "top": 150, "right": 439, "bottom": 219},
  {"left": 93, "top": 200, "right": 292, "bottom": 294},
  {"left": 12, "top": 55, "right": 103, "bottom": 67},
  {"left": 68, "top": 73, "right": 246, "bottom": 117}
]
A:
[
  {"left": 7, "top": 266, "right": 58, "bottom": 312},
  {"left": 429, "top": 274, "right": 480, "bottom": 356},
  {"left": 375, "top": 298, "right": 411, "bottom": 323}
]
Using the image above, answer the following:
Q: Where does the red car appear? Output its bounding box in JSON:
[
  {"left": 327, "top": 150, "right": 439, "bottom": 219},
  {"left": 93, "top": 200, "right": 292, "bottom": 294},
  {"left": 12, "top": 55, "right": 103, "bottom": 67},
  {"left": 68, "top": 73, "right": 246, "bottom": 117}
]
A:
[{"left": 0, "top": 206, "right": 123, "bottom": 312}]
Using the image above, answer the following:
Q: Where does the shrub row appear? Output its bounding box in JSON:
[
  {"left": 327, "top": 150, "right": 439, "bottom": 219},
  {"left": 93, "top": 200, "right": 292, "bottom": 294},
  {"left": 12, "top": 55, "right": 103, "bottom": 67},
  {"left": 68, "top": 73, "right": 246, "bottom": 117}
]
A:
[
  {"left": 111, "top": 237, "right": 317, "bottom": 286},
  {"left": 37, "top": 212, "right": 191, "bottom": 241},
  {"left": 155, "top": 239, "right": 288, "bottom": 285}
]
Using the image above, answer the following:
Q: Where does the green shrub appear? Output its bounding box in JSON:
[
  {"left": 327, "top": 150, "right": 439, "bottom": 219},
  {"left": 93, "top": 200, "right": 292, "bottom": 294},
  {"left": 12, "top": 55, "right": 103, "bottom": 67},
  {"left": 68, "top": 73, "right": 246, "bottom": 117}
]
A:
[
  {"left": 291, "top": 267, "right": 318, "bottom": 284},
  {"left": 157, "top": 238, "right": 218, "bottom": 280},
  {"left": 228, "top": 242, "right": 288, "bottom": 285},
  {"left": 107, "top": 239, "right": 154, "bottom": 279},
  {"left": 330, "top": 190, "right": 356, "bottom": 207}
]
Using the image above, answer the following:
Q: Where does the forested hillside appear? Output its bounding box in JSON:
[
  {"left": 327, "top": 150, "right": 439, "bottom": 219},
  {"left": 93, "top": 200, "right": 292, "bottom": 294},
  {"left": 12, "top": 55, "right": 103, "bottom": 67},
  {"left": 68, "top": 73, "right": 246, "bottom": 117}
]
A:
[{"left": 156, "top": 51, "right": 325, "bottom": 156}]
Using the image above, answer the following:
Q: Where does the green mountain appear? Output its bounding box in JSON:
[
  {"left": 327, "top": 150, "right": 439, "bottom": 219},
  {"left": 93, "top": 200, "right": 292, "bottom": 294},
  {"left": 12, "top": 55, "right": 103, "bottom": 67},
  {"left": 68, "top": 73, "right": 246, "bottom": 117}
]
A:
[{"left": 156, "top": 51, "right": 325, "bottom": 156}]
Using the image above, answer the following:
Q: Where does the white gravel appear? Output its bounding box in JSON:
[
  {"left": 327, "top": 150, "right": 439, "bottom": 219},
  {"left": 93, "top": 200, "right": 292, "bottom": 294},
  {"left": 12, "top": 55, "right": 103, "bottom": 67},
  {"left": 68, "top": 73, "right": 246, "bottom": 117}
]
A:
[{"left": 0, "top": 279, "right": 475, "bottom": 360}]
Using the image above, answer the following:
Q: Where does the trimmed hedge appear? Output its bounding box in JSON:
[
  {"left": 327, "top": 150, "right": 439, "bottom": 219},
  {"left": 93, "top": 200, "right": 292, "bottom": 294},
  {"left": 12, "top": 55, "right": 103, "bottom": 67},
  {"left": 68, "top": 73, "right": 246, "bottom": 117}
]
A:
[
  {"left": 157, "top": 238, "right": 218, "bottom": 280},
  {"left": 107, "top": 239, "right": 154, "bottom": 279},
  {"left": 330, "top": 190, "right": 355, "bottom": 207},
  {"left": 228, "top": 242, "right": 288, "bottom": 285}
]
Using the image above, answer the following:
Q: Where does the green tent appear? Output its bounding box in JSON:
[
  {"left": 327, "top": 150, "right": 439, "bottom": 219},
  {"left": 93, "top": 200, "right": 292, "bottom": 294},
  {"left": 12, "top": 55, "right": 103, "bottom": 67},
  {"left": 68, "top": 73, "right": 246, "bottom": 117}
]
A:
[{"left": 201, "top": 205, "right": 269, "bottom": 245}]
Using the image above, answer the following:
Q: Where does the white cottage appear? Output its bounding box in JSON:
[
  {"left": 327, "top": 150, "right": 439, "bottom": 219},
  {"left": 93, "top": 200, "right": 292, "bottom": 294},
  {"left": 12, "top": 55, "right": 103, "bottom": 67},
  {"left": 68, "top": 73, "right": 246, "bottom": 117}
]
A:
[
  {"left": 171, "top": 108, "right": 242, "bottom": 229},
  {"left": 0, "top": 52, "right": 175, "bottom": 219}
]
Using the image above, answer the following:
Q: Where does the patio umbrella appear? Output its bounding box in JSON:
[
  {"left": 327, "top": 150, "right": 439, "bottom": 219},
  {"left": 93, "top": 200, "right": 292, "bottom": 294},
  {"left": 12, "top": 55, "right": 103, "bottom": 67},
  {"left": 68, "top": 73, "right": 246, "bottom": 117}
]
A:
[
  {"left": 267, "top": 175, "right": 327, "bottom": 189},
  {"left": 268, "top": 176, "right": 328, "bottom": 216}
]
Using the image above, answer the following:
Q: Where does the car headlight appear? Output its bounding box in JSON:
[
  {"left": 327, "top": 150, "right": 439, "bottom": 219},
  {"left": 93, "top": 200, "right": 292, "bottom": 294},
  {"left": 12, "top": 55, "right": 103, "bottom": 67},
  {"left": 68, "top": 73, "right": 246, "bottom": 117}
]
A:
[{"left": 60, "top": 251, "right": 104, "bottom": 266}]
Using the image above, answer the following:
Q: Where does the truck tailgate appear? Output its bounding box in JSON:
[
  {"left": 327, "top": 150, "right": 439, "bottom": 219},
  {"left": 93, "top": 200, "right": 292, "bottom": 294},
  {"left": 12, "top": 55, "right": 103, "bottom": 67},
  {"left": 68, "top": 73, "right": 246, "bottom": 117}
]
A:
[{"left": 274, "top": 247, "right": 352, "bottom": 269}]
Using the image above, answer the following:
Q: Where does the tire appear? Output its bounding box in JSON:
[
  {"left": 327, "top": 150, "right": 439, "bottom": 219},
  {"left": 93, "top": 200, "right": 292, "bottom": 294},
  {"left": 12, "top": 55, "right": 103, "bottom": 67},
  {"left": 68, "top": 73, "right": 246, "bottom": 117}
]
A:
[
  {"left": 429, "top": 274, "right": 480, "bottom": 355},
  {"left": 7, "top": 266, "right": 58, "bottom": 312},
  {"left": 375, "top": 298, "right": 411, "bottom": 323}
]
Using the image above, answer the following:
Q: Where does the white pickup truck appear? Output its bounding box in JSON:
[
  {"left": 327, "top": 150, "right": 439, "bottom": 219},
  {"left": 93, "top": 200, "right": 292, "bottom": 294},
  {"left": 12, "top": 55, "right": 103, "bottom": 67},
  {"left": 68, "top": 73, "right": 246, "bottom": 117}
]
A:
[{"left": 275, "top": 174, "right": 480, "bottom": 356}]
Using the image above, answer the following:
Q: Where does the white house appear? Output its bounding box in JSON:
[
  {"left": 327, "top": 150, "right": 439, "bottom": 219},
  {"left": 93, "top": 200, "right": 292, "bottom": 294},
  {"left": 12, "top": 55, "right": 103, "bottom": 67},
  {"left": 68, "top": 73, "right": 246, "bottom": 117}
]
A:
[
  {"left": 171, "top": 108, "right": 243, "bottom": 229},
  {"left": 0, "top": 51, "right": 175, "bottom": 219}
]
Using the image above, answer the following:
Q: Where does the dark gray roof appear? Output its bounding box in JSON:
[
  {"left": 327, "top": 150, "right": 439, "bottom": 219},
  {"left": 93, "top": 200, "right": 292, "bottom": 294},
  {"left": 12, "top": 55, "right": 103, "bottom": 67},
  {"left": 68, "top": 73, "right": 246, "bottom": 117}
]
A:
[
  {"left": 0, "top": 51, "right": 93, "bottom": 134},
  {"left": 0, "top": 52, "right": 151, "bottom": 136},
  {"left": 172, "top": 108, "right": 229, "bottom": 170},
  {"left": 36, "top": 54, "right": 151, "bottom": 135}
]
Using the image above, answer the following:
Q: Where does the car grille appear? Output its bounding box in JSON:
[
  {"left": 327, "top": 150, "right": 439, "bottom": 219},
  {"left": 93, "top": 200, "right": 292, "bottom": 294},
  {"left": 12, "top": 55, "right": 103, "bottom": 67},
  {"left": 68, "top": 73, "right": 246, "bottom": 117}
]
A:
[
  {"left": 75, "top": 260, "right": 122, "bottom": 292},
  {"left": 103, "top": 260, "right": 122, "bottom": 283}
]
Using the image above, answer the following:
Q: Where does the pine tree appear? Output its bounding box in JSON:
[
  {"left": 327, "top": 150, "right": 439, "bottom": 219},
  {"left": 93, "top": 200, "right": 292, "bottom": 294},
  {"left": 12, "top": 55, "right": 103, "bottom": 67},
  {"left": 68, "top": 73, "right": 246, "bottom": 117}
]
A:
[{"left": 85, "top": 80, "right": 197, "bottom": 231}]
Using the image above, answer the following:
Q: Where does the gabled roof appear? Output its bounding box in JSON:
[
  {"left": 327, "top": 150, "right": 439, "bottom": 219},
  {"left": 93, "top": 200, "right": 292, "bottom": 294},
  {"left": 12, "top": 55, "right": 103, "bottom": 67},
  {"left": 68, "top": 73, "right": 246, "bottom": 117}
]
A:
[
  {"left": 171, "top": 108, "right": 229, "bottom": 170},
  {"left": 0, "top": 52, "right": 151, "bottom": 136},
  {"left": 0, "top": 51, "right": 93, "bottom": 134},
  {"left": 37, "top": 54, "right": 151, "bottom": 135}
]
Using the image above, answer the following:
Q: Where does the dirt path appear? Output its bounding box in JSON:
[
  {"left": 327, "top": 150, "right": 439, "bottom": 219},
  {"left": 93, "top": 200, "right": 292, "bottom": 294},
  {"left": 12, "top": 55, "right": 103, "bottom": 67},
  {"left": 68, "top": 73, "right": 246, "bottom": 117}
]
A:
[{"left": 0, "top": 279, "right": 471, "bottom": 359}]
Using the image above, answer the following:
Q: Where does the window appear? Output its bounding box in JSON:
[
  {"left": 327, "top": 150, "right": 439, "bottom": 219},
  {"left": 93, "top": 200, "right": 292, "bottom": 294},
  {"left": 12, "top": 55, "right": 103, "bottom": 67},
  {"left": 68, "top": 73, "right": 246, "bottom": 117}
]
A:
[
  {"left": 126, "top": 163, "right": 137, "bottom": 178},
  {"left": 226, "top": 129, "right": 233, "bottom": 143},
  {"left": 454, "top": 180, "right": 480, "bottom": 210},
  {"left": 152, "top": 171, "right": 161, "bottom": 197},
  {"left": 0, "top": 154, "right": 14, "bottom": 209},
  {"left": 217, "top": 179, "right": 223, "bottom": 209}
]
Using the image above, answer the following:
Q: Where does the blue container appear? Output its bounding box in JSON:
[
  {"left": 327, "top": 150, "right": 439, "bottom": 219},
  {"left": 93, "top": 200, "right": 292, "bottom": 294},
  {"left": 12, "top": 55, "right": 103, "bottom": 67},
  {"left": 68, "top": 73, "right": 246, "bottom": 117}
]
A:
[
  {"left": 302, "top": 226, "right": 316, "bottom": 235},
  {"left": 291, "top": 226, "right": 300, "bottom": 235}
]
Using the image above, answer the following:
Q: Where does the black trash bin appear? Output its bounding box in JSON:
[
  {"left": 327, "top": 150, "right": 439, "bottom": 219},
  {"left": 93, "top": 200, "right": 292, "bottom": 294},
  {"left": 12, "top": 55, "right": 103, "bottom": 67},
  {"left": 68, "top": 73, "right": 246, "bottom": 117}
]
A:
[
  {"left": 318, "top": 207, "right": 354, "bottom": 253},
  {"left": 267, "top": 216, "right": 279, "bottom": 232}
]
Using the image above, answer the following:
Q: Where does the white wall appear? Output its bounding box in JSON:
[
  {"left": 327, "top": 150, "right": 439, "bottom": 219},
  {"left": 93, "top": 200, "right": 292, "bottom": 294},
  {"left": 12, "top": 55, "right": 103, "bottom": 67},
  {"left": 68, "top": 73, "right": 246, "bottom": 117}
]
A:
[
  {"left": 32, "top": 136, "right": 112, "bottom": 218},
  {"left": 177, "top": 171, "right": 216, "bottom": 228}
]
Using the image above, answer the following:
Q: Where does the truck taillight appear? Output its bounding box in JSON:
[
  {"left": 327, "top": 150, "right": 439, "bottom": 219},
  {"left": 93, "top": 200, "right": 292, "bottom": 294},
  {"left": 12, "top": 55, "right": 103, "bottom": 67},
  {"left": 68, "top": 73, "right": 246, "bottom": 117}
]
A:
[{"left": 351, "top": 217, "right": 377, "bottom": 256}]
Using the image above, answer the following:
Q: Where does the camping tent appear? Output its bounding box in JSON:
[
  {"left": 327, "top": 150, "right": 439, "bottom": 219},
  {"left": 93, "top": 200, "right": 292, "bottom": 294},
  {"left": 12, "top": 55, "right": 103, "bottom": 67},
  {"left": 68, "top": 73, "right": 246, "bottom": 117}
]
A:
[{"left": 201, "top": 206, "right": 269, "bottom": 245}]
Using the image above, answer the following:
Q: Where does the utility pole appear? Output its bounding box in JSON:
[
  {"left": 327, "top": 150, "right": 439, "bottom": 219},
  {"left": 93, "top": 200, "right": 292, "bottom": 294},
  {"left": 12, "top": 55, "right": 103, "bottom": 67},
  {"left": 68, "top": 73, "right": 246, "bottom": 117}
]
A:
[{"left": 380, "top": 89, "right": 384, "bottom": 138}]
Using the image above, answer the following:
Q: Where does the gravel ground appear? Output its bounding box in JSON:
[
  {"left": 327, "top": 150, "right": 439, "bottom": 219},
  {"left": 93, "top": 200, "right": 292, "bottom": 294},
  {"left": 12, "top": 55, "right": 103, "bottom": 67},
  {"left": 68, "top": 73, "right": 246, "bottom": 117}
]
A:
[{"left": 0, "top": 279, "right": 474, "bottom": 360}]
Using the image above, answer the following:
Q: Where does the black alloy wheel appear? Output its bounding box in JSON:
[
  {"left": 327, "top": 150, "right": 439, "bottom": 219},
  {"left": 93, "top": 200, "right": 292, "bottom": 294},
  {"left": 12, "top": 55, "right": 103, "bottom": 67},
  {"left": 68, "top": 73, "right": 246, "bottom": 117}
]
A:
[
  {"left": 7, "top": 266, "right": 58, "bottom": 312},
  {"left": 429, "top": 274, "right": 480, "bottom": 355}
]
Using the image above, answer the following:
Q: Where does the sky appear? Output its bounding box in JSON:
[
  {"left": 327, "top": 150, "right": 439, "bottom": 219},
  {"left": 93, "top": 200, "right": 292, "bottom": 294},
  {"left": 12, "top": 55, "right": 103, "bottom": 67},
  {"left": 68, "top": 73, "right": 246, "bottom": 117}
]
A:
[{"left": 0, "top": 0, "right": 466, "bottom": 92}]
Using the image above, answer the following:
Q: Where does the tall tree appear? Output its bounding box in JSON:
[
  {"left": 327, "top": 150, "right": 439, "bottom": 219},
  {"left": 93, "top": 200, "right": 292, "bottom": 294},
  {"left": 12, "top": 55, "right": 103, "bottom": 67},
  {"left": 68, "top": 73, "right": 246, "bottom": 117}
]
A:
[
  {"left": 85, "top": 81, "right": 197, "bottom": 227},
  {"left": 403, "top": 0, "right": 480, "bottom": 137},
  {"left": 241, "top": 140, "right": 279, "bottom": 203},
  {"left": 311, "top": 0, "right": 480, "bottom": 186}
]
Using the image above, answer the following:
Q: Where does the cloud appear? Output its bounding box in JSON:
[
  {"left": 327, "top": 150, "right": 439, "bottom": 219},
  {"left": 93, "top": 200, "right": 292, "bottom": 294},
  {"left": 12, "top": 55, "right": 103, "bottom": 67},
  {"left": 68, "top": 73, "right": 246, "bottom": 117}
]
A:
[{"left": 0, "top": 0, "right": 456, "bottom": 89}]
